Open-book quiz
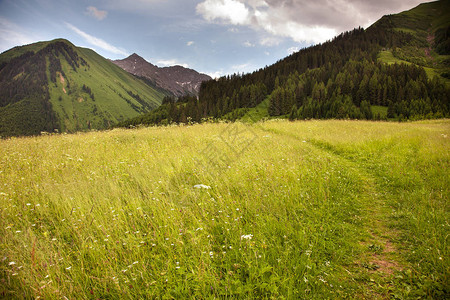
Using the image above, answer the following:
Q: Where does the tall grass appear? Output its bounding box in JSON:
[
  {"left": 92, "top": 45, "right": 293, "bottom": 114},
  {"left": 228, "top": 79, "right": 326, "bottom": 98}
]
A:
[{"left": 1, "top": 120, "right": 448, "bottom": 298}]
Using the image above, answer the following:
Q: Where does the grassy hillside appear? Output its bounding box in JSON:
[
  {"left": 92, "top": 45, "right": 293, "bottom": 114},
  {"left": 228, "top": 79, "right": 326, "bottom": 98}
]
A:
[
  {"left": 0, "top": 39, "right": 167, "bottom": 136},
  {"left": 375, "top": 0, "right": 450, "bottom": 84},
  {"left": 1, "top": 120, "right": 448, "bottom": 298}
]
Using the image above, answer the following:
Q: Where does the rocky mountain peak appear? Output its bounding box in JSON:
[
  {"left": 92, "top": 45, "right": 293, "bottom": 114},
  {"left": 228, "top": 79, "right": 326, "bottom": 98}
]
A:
[{"left": 113, "top": 55, "right": 211, "bottom": 97}]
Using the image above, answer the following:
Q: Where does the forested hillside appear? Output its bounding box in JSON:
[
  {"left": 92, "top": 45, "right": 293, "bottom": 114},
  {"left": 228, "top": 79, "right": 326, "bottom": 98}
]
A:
[{"left": 118, "top": 0, "right": 449, "bottom": 128}]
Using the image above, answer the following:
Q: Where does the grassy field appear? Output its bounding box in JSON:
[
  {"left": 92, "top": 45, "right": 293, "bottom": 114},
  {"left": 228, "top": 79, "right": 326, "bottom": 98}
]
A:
[{"left": 0, "top": 119, "right": 448, "bottom": 299}]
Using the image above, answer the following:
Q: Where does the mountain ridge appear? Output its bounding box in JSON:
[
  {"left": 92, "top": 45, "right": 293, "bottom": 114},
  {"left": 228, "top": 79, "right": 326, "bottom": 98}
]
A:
[
  {"left": 0, "top": 39, "right": 167, "bottom": 137},
  {"left": 112, "top": 53, "right": 211, "bottom": 97}
]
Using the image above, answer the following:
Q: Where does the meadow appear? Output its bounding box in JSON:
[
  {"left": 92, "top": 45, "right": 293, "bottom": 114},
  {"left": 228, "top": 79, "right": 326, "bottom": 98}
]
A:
[{"left": 0, "top": 119, "right": 448, "bottom": 299}]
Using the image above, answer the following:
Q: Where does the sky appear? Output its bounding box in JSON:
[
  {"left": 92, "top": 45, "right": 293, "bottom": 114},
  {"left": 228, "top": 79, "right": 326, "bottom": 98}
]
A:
[{"left": 0, "top": 0, "right": 425, "bottom": 78}]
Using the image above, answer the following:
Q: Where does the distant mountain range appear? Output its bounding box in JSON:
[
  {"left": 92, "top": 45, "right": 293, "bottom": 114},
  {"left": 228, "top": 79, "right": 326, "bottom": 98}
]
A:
[{"left": 113, "top": 53, "right": 211, "bottom": 97}]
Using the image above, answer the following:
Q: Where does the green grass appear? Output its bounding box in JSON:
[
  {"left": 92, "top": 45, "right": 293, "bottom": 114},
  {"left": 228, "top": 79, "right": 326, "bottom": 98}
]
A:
[
  {"left": 377, "top": 50, "right": 411, "bottom": 65},
  {"left": 0, "top": 120, "right": 448, "bottom": 298},
  {"left": 241, "top": 97, "right": 271, "bottom": 122}
]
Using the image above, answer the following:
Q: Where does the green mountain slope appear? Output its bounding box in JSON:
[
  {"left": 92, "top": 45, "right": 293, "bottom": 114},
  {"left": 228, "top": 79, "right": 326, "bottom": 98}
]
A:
[
  {"left": 118, "top": 0, "right": 449, "bottom": 128},
  {"left": 0, "top": 39, "right": 167, "bottom": 137},
  {"left": 373, "top": 0, "right": 450, "bottom": 82}
]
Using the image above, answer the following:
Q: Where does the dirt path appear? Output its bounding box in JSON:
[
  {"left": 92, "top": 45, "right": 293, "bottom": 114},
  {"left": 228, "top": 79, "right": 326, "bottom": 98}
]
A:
[
  {"left": 259, "top": 127, "right": 405, "bottom": 298},
  {"left": 306, "top": 138, "right": 405, "bottom": 298}
]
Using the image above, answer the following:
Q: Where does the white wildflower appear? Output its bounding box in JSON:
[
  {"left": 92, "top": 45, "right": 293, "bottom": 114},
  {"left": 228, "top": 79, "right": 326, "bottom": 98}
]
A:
[
  {"left": 194, "top": 184, "right": 211, "bottom": 189},
  {"left": 240, "top": 234, "right": 253, "bottom": 240}
]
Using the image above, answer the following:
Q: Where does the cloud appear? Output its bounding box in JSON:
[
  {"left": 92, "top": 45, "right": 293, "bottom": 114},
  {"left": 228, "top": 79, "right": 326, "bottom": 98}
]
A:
[
  {"left": 0, "top": 17, "right": 38, "bottom": 53},
  {"left": 243, "top": 41, "right": 254, "bottom": 47},
  {"left": 205, "top": 70, "right": 224, "bottom": 79},
  {"left": 187, "top": 41, "right": 195, "bottom": 46},
  {"left": 231, "top": 62, "right": 253, "bottom": 73},
  {"left": 156, "top": 59, "right": 189, "bottom": 68},
  {"left": 259, "top": 36, "right": 280, "bottom": 47},
  {"left": 65, "top": 23, "right": 128, "bottom": 56},
  {"left": 197, "top": 0, "right": 424, "bottom": 44},
  {"left": 196, "top": 0, "right": 250, "bottom": 25},
  {"left": 287, "top": 46, "right": 299, "bottom": 55},
  {"left": 104, "top": 0, "right": 168, "bottom": 12},
  {"left": 86, "top": 6, "right": 108, "bottom": 21}
]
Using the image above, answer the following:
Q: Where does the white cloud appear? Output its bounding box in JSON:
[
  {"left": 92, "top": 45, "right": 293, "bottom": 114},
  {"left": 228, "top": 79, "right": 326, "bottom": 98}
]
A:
[
  {"left": 0, "top": 17, "right": 40, "bottom": 53},
  {"left": 86, "top": 6, "right": 108, "bottom": 21},
  {"left": 287, "top": 46, "right": 299, "bottom": 55},
  {"left": 196, "top": 0, "right": 250, "bottom": 25},
  {"left": 231, "top": 62, "right": 253, "bottom": 73},
  {"left": 205, "top": 70, "right": 224, "bottom": 79},
  {"left": 197, "top": 0, "right": 424, "bottom": 45},
  {"left": 259, "top": 36, "right": 280, "bottom": 47},
  {"left": 65, "top": 23, "right": 128, "bottom": 56},
  {"left": 243, "top": 41, "right": 254, "bottom": 47},
  {"left": 187, "top": 41, "right": 195, "bottom": 46},
  {"left": 156, "top": 59, "right": 189, "bottom": 68},
  {"left": 268, "top": 22, "right": 337, "bottom": 44}
]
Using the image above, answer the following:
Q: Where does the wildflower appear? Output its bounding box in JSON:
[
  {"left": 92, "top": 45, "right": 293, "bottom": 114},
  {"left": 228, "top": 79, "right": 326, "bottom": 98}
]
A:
[
  {"left": 241, "top": 234, "right": 253, "bottom": 240},
  {"left": 194, "top": 184, "right": 211, "bottom": 189},
  {"left": 9, "top": 261, "right": 15, "bottom": 266},
  {"left": 65, "top": 266, "right": 71, "bottom": 270}
]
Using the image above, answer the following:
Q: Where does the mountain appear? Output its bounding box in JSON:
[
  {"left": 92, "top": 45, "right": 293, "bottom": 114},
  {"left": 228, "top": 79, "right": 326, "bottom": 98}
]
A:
[
  {"left": 0, "top": 39, "right": 167, "bottom": 137},
  {"left": 117, "top": 0, "right": 449, "bottom": 128},
  {"left": 112, "top": 53, "right": 211, "bottom": 97}
]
